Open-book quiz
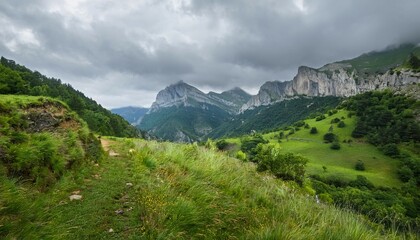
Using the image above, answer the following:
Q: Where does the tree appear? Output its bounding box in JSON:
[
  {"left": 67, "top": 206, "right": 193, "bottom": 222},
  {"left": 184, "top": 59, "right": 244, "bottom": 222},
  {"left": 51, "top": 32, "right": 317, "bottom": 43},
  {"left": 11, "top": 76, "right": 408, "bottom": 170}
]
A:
[
  {"left": 355, "top": 160, "right": 365, "bottom": 171},
  {"left": 337, "top": 121, "right": 346, "bottom": 128},
  {"left": 408, "top": 53, "right": 420, "bottom": 69},
  {"left": 310, "top": 127, "right": 318, "bottom": 134},
  {"left": 397, "top": 166, "right": 413, "bottom": 182},
  {"left": 380, "top": 143, "right": 400, "bottom": 157},
  {"left": 323, "top": 133, "right": 337, "bottom": 143}
]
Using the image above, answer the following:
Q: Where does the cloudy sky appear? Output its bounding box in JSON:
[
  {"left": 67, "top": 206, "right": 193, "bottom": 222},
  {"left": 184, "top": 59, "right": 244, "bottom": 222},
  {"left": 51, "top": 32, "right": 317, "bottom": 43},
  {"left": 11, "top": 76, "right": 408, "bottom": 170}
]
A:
[{"left": 1, "top": 0, "right": 420, "bottom": 108}]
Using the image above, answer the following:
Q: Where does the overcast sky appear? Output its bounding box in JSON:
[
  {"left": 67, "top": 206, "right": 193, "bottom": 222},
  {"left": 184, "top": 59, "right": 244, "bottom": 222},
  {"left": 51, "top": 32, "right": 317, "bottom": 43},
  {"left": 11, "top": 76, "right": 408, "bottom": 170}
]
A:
[{"left": 1, "top": 0, "right": 420, "bottom": 108}]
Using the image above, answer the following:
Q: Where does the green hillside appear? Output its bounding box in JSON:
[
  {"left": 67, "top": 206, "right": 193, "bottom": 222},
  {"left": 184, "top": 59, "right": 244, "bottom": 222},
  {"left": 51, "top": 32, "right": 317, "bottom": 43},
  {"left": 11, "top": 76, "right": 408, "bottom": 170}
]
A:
[
  {"left": 339, "top": 43, "right": 420, "bottom": 74},
  {"left": 209, "top": 96, "right": 341, "bottom": 138},
  {"left": 223, "top": 88, "right": 420, "bottom": 233},
  {"left": 140, "top": 104, "right": 230, "bottom": 142},
  {"left": 0, "top": 57, "right": 139, "bottom": 137},
  {"left": 262, "top": 110, "right": 401, "bottom": 187}
]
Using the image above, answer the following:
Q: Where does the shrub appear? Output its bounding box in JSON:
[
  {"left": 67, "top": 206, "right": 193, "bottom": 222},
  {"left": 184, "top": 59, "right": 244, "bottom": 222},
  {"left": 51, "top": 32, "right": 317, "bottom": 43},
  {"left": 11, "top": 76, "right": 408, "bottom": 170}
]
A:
[
  {"left": 330, "top": 118, "right": 340, "bottom": 124},
  {"left": 349, "top": 175, "right": 374, "bottom": 189},
  {"left": 355, "top": 160, "right": 365, "bottom": 171},
  {"left": 310, "top": 127, "right": 318, "bottom": 134},
  {"left": 235, "top": 150, "right": 247, "bottom": 161},
  {"left": 323, "top": 133, "right": 337, "bottom": 143},
  {"left": 255, "top": 144, "right": 308, "bottom": 185},
  {"left": 215, "top": 139, "right": 228, "bottom": 151},
  {"left": 288, "top": 128, "right": 295, "bottom": 135},
  {"left": 397, "top": 166, "right": 413, "bottom": 182},
  {"left": 330, "top": 142, "right": 341, "bottom": 150},
  {"left": 380, "top": 143, "right": 400, "bottom": 157},
  {"left": 315, "top": 114, "right": 326, "bottom": 121},
  {"left": 240, "top": 135, "right": 268, "bottom": 161},
  {"left": 293, "top": 120, "right": 305, "bottom": 127},
  {"left": 337, "top": 121, "right": 346, "bottom": 128}
]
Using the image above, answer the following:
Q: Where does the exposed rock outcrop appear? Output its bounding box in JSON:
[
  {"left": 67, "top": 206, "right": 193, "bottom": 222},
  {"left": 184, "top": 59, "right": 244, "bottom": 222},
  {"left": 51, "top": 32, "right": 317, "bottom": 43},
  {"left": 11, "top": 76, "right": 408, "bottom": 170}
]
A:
[{"left": 241, "top": 66, "right": 420, "bottom": 111}]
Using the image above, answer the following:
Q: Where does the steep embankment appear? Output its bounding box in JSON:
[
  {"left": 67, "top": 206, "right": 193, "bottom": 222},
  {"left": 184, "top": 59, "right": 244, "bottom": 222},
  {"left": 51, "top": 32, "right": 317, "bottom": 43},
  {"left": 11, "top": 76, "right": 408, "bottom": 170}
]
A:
[{"left": 0, "top": 95, "right": 103, "bottom": 237}]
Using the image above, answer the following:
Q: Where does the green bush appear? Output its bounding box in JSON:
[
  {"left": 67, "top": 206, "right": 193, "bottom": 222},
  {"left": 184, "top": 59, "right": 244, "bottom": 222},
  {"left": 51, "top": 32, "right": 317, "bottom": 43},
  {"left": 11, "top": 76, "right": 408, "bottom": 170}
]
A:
[
  {"left": 255, "top": 144, "right": 308, "bottom": 185},
  {"left": 315, "top": 114, "right": 326, "bottom": 121},
  {"left": 240, "top": 134, "right": 268, "bottom": 161},
  {"left": 215, "top": 139, "right": 228, "bottom": 151},
  {"left": 337, "top": 121, "right": 346, "bottom": 128},
  {"left": 330, "top": 118, "right": 340, "bottom": 124},
  {"left": 355, "top": 160, "right": 365, "bottom": 171},
  {"left": 310, "top": 127, "right": 318, "bottom": 134},
  {"left": 330, "top": 141, "right": 341, "bottom": 150},
  {"left": 397, "top": 166, "right": 413, "bottom": 182},
  {"left": 323, "top": 133, "right": 337, "bottom": 143},
  {"left": 380, "top": 143, "right": 400, "bottom": 157},
  {"left": 235, "top": 150, "right": 247, "bottom": 161}
]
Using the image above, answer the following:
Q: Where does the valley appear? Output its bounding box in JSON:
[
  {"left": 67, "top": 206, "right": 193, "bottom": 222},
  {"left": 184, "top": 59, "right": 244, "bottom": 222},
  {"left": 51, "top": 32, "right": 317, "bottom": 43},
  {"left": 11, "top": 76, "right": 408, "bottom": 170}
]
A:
[{"left": 1, "top": 42, "right": 419, "bottom": 239}]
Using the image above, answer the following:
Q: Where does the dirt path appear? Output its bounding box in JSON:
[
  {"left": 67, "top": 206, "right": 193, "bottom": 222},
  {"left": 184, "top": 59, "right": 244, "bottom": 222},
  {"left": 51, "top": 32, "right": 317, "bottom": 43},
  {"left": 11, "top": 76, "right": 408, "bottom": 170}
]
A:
[{"left": 101, "top": 138, "right": 120, "bottom": 156}]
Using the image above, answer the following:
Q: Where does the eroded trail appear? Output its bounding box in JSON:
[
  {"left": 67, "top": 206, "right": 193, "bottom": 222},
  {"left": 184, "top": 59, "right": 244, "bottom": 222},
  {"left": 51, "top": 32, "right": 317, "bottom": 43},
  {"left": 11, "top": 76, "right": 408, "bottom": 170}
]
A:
[
  {"left": 32, "top": 138, "right": 139, "bottom": 238},
  {"left": 101, "top": 138, "right": 120, "bottom": 156}
]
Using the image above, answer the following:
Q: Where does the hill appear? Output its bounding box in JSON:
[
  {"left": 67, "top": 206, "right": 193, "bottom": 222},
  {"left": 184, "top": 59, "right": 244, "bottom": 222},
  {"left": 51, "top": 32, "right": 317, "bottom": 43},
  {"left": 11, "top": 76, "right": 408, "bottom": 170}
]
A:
[
  {"left": 339, "top": 43, "right": 420, "bottom": 74},
  {"left": 209, "top": 96, "right": 341, "bottom": 138},
  {"left": 223, "top": 88, "right": 420, "bottom": 232},
  {"left": 0, "top": 57, "right": 139, "bottom": 137}
]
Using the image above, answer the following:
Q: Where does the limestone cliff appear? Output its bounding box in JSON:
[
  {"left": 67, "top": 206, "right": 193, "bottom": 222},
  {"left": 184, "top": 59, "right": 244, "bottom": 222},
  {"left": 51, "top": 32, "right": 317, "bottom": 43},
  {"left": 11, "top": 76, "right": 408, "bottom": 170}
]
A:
[{"left": 241, "top": 65, "right": 420, "bottom": 111}]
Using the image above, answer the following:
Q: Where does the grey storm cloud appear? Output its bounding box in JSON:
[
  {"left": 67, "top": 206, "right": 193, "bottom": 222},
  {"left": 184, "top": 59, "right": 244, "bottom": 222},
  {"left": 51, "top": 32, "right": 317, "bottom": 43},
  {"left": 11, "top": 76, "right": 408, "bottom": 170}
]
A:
[{"left": 1, "top": 0, "right": 420, "bottom": 108}]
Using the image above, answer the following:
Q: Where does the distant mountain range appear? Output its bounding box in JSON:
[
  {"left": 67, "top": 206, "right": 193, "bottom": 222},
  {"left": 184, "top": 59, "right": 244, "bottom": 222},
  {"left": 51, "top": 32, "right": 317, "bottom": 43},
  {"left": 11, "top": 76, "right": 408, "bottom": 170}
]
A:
[
  {"left": 111, "top": 106, "right": 149, "bottom": 125},
  {"left": 114, "top": 43, "right": 420, "bottom": 142}
]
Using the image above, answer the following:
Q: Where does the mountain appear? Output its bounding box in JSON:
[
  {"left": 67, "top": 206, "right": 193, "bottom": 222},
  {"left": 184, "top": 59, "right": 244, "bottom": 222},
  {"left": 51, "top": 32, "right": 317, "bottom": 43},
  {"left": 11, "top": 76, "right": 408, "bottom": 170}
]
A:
[
  {"left": 140, "top": 81, "right": 250, "bottom": 142},
  {"left": 241, "top": 44, "right": 420, "bottom": 110},
  {"left": 111, "top": 106, "right": 149, "bottom": 125},
  {"left": 0, "top": 57, "right": 140, "bottom": 138},
  {"left": 140, "top": 44, "right": 420, "bottom": 142},
  {"left": 149, "top": 80, "right": 251, "bottom": 114}
]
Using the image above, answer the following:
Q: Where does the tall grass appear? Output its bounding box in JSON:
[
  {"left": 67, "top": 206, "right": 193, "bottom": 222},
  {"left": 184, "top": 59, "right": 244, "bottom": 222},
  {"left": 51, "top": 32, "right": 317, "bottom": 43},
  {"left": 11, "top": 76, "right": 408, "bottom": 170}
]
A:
[{"left": 123, "top": 139, "right": 394, "bottom": 239}]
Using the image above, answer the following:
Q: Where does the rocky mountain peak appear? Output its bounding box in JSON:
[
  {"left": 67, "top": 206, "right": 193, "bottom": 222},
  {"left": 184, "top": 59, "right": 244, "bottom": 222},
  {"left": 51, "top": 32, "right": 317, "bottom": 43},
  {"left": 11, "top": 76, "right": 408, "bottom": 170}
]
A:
[{"left": 149, "top": 81, "right": 207, "bottom": 112}]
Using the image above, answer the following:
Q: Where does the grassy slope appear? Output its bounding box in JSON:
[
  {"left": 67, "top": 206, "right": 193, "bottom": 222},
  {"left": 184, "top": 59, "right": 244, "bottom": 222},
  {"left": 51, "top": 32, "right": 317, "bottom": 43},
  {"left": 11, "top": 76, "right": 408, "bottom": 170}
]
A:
[
  {"left": 263, "top": 110, "right": 401, "bottom": 187},
  {"left": 1, "top": 137, "right": 396, "bottom": 239},
  {"left": 339, "top": 43, "right": 420, "bottom": 74}
]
